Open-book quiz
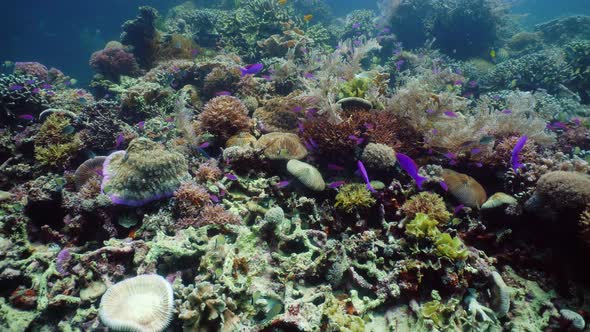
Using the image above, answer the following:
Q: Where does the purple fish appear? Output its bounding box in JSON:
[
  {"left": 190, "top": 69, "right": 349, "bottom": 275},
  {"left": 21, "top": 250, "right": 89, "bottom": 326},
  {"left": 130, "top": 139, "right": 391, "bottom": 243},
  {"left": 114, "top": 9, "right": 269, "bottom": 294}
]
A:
[
  {"left": 240, "top": 63, "right": 263, "bottom": 76},
  {"left": 64, "top": 80, "right": 72, "bottom": 86},
  {"left": 444, "top": 152, "right": 457, "bottom": 160},
  {"left": 31, "top": 87, "right": 40, "bottom": 94},
  {"left": 364, "top": 122, "right": 374, "bottom": 130},
  {"left": 439, "top": 181, "right": 448, "bottom": 192},
  {"left": 553, "top": 121, "right": 567, "bottom": 130},
  {"left": 215, "top": 91, "right": 232, "bottom": 96},
  {"left": 443, "top": 110, "right": 458, "bottom": 118},
  {"left": 468, "top": 80, "right": 478, "bottom": 88},
  {"left": 76, "top": 90, "right": 85, "bottom": 96},
  {"left": 209, "top": 194, "right": 219, "bottom": 203},
  {"left": 199, "top": 142, "right": 210, "bottom": 148},
  {"left": 453, "top": 204, "right": 465, "bottom": 215},
  {"left": 348, "top": 135, "right": 364, "bottom": 145},
  {"left": 308, "top": 138, "right": 319, "bottom": 149},
  {"left": 8, "top": 84, "right": 24, "bottom": 91},
  {"left": 352, "top": 22, "right": 361, "bottom": 29},
  {"left": 431, "top": 129, "right": 439, "bottom": 135},
  {"left": 46, "top": 91, "right": 55, "bottom": 96},
  {"left": 291, "top": 106, "right": 303, "bottom": 113},
  {"left": 510, "top": 135, "right": 527, "bottom": 172},
  {"left": 327, "top": 163, "right": 345, "bottom": 171},
  {"left": 225, "top": 173, "right": 238, "bottom": 181},
  {"left": 25, "top": 79, "right": 35, "bottom": 85},
  {"left": 306, "top": 108, "right": 319, "bottom": 118},
  {"left": 356, "top": 160, "right": 376, "bottom": 193},
  {"left": 276, "top": 180, "right": 290, "bottom": 188},
  {"left": 328, "top": 181, "right": 346, "bottom": 189},
  {"left": 471, "top": 148, "right": 481, "bottom": 155},
  {"left": 304, "top": 72, "right": 315, "bottom": 79},
  {"left": 395, "top": 153, "right": 427, "bottom": 189},
  {"left": 395, "top": 59, "right": 405, "bottom": 71},
  {"left": 17, "top": 114, "right": 34, "bottom": 121},
  {"left": 115, "top": 133, "right": 124, "bottom": 149},
  {"left": 137, "top": 121, "right": 145, "bottom": 130},
  {"left": 501, "top": 109, "right": 513, "bottom": 115},
  {"left": 303, "top": 140, "right": 314, "bottom": 151},
  {"left": 573, "top": 118, "right": 582, "bottom": 126},
  {"left": 453, "top": 80, "right": 464, "bottom": 86},
  {"left": 41, "top": 83, "right": 52, "bottom": 90},
  {"left": 297, "top": 122, "right": 304, "bottom": 133},
  {"left": 191, "top": 49, "right": 199, "bottom": 56},
  {"left": 426, "top": 109, "right": 436, "bottom": 115}
]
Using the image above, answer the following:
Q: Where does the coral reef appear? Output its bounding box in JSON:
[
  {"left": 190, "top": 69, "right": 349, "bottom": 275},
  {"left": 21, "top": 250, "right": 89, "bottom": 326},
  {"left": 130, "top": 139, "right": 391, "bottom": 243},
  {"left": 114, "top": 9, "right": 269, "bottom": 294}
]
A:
[{"left": 198, "top": 96, "right": 251, "bottom": 143}]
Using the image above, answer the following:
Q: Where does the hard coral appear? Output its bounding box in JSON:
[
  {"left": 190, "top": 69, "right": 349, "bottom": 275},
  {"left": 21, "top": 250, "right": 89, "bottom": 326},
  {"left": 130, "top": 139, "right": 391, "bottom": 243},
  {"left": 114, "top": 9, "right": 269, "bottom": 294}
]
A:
[
  {"left": 101, "top": 138, "right": 189, "bottom": 206},
  {"left": 527, "top": 171, "right": 590, "bottom": 214},
  {"left": 361, "top": 143, "right": 397, "bottom": 170},
  {"left": 192, "top": 204, "right": 242, "bottom": 228},
  {"left": 198, "top": 96, "right": 251, "bottom": 142},
  {"left": 14, "top": 62, "right": 49, "bottom": 81},
  {"left": 335, "top": 183, "right": 376, "bottom": 213},
  {"left": 174, "top": 182, "right": 211, "bottom": 219},
  {"left": 401, "top": 192, "right": 451, "bottom": 223}
]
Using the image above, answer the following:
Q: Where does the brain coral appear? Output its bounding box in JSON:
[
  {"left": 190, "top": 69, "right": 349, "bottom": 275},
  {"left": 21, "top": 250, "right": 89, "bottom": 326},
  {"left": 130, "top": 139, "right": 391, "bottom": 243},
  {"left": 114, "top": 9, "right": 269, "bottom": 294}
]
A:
[
  {"left": 101, "top": 138, "right": 189, "bottom": 206},
  {"left": 198, "top": 96, "right": 251, "bottom": 142},
  {"left": 528, "top": 171, "right": 590, "bottom": 213}
]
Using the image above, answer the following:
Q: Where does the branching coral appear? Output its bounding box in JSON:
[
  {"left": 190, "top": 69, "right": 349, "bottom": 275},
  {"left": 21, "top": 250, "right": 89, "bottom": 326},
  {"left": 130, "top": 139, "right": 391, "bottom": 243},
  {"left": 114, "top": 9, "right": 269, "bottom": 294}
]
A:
[{"left": 401, "top": 192, "right": 451, "bottom": 223}]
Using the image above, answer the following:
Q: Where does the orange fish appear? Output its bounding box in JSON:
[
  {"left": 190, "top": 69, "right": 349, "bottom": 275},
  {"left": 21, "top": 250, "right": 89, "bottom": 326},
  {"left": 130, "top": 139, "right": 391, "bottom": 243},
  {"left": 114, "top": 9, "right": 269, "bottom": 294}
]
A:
[
  {"left": 278, "top": 0, "right": 287, "bottom": 5},
  {"left": 303, "top": 14, "right": 313, "bottom": 22}
]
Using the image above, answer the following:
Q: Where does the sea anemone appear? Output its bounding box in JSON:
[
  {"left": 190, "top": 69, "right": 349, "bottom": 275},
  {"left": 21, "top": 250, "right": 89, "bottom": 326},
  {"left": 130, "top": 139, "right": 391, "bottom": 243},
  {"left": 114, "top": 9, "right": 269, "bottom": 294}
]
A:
[
  {"left": 198, "top": 96, "right": 251, "bottom": 142},
  {"left": 99, "top": 274, "right": 174, "bottom": 332}
]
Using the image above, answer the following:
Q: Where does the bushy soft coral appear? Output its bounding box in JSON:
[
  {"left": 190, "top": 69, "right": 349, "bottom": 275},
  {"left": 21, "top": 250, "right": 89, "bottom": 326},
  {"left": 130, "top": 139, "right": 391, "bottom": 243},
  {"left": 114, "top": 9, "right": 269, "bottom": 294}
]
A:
[
  {"left": 34, "top": 114, "right": 82, "bottom": 169},
  {"left": 194, "top": 159, "right": 223, "bottom": 183},
  {"left": 174, "top": 182, "right": 211, "bottom": 219},
  {"left": 198, "top": 96, "right": 252, "bottom": 142},
  {"left": 192, "top": 204, "right": 241, "bottom": 228},
  {"left": 401, "top": 192, "right": 451, "bottom": 223},
  {"left": 334, "top": 183, "right": 376, "bottom": 213},
  {"left": 338, "top": 77, "right": 371, "bottom": 99},
  {"left": 89, "top": 47, "right": 141, "bottom": 81}
]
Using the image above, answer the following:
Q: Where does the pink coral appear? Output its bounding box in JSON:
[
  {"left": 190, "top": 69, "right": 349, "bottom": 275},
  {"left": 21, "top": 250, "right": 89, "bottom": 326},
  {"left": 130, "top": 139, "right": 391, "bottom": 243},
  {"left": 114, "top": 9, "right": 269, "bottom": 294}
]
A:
[
  {"left": 14, "top": 62, "right": 49, "bottom": 80},
  {"left": 89, "top": 47, "right": 141, "bottom": 80}
]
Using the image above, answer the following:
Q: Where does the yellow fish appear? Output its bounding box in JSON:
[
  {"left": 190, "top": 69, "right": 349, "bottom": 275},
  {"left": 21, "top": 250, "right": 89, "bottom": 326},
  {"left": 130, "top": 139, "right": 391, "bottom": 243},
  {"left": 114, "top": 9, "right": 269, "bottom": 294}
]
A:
[
  {"left": 278, "top": 0, "right": 287, "bottom": 5},
  {"left": 303, "top": 14, "right": 313, "bottom": 22},
  {"left": 490, "top": 49, "right": 496, "bottom": 58}
]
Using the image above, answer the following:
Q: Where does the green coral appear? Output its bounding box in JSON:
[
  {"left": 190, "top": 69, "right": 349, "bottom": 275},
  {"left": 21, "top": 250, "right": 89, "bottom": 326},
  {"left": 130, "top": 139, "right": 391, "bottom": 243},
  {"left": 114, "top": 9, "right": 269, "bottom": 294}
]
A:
[
  {"left": 101, "top": 138, "right": 189, "bottom": 206},
  {"left": 338, "top": 77, "right": 371, "bottom": 99},
  {"left": 335, "top": 183, "right": 376, "bottom": 213},
  {"left": 421, "top": 291, "right": 460, "bottom": 328},
  {"left": 405, "top": 213, "right": 440, "bottom": 238},
  {"left": 34, "top": 114, "right": 82, "bottom": 169},
  {"left": 434, "top": 233, "right": 468, "bottom": 261}
]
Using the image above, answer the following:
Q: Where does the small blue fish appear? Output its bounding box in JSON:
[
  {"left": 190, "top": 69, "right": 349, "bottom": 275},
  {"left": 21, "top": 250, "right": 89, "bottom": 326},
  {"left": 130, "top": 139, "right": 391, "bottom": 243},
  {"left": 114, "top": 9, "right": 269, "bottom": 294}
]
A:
[
  {"left": 443, "top": 110, "right": 458, "bottom": 118},
  {"left": 275, "top": 180, "right": 290, "bottom": 188},
  {"left": 18, "top": 114, "right": 34, "bottom": 121},
  {"left": 8, "top": 84, "right": 24, "bottom": 91},
  {"left": 395, "top": 153, "right": 427, "bottom": 189},
  {"left": 115, "top": 133, "right": 125, "bottom": 149},
  {"left": 510, "top": 135, "right": 527, "bottom": 172},
  {"left": 327, "top": 163, "right": 344, "bottom": 171},
  {"left": 328, "top": 181, "right": 346, "bottom": 189},
  {"left": 240, "top": 63, "right": 263, "bottom": 76},
  {"left": 357, "top": 160, "right": 376, "bottom": 193}
]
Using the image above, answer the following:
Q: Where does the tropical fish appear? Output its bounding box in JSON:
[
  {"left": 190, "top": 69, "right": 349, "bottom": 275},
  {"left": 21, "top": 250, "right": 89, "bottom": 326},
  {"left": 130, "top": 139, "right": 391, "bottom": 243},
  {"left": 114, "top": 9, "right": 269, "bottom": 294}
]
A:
[
  {"left": 490, "top": 49, "right": 496, "bottom": 59},
  {"left": 17, "top": 114, "right": 34, "bottom": 121},
  {"left": 115, "top": 133, "right": 125, "bottom": 149},
  {"left": 191, "top": 49, "right": 199, "bottom": 56},
  {"left": 439, "top": 181, "right": 448, "bottom": 192},
  {"left": 278, "top": 0, "right": 287, "bottom": 5},
  {"left": 41, "top": 83, "right": 52, "bottom": 90},
  {"left": 327, "top": 163, "right": 344, "bottom": 171},
  {"left": 357, "top": 160, "right": 376, "bottom": 193},
  {"left": 510, "top": 135, "right": 527, "bottom": 172},
  {"left": 501, "top": 109, "right": 512, "bottom": 115},
  {"left": 453, "top": 204, "right": 465, "bottom": 215},
  {"left": 209, "top": 194, "right": 219, "bottom": 203},
  {"left": 31, "top": 88, "right": 40, "bottom": 94},
  {"left": 395, "top": 153, "right": 427, "bottom": 189},
  {"left": 8, "top": 84, "right": 24, "bottom": 91},
  {"left": 328, "top": 181, "right": 346, "bottom": 189},
  {"left": 225, "top": 173, "right": 238, "bottom": 181},
  {"left": 215, "top": 91, "right": 232, "bottom": 96},
  {"left": 199, "top": 142, "right": 210, "bottom": 148},
  {"left": 291, "top": 106, "right": 303, "bottom": 113},
  {"left": 304, "top": 72, "right": 315, "bottom": 79},
  {"left": 425, "top": 109, "right": 436, "bottom": 115},
  {"left": 303, "top": 14, "right": 313, "bottom": 22},
  {"left": 240, "top": 63, "right": 263, "bottom": 76},
  {"left": 352, "top": 23, "right": 361, "bottom": 29},
  {"left": 348, "top": 135, "right": 364, "bottom": 145},
  {"left": 137, "top": 121, "right": 145, "bottom": 130},
  {"left": 24, "top": 79, "right": 35, "bottom": 85},
  {"left": 443, "top": 110, "right": 458, "bottom": 118},
  {"left": 276, "top": 180, "right": 290, "bottom": 188}
]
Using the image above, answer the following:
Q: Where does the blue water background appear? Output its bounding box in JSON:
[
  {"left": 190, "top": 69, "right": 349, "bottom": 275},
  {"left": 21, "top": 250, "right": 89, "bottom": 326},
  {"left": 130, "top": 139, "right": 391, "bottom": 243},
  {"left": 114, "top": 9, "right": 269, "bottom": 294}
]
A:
[{"left": 1, "top": 0, "right": 588, "bottom": 85}]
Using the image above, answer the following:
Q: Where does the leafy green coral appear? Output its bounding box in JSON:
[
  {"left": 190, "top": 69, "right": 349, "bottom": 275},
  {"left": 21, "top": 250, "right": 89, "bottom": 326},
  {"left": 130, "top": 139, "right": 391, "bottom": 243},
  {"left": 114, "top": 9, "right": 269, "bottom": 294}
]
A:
[
  {"left": 335, "top": 183, "right": 376, "bottom": 213},
  {"left": 338, "top": 77, "right": 371, "bottom": 99},
  {"left": 405, "top": 213, "right": 440, "bottom": 238},
  {"left": 34, "top": 114, "right": 82, "bottom": 169},
  {"left": 421, "top": 290, "right": 460, "bottom": 328},
  {"left": 434, "top": 233, "right": 468, "bottom": 261}
]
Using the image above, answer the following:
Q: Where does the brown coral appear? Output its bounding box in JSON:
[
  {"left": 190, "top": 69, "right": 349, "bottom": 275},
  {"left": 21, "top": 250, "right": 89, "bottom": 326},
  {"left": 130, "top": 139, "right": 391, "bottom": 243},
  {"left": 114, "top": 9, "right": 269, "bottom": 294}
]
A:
[
  {"left": 401, "top": 192, "right": 451, "bottom": 223},
  {"left": 174, "top": 182, "right": 211, "bottom": 219},
  {"left": 252, "top": 94, "right": 318, "bottom": 133},
  {"left": 203, "top": 66, "right": 242, "bottom": 98},
  {"left": 198, "top": 96, "right": 252, "bottom": 142},
  {"left": 488, "top": 135, "right": 539, "bottom": 167},
  {"left": 256, "top": 132, "right": 308, "bottom": 160},
  {"left": 185, "top": 205, "right": 242, "bottom": 229}
]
